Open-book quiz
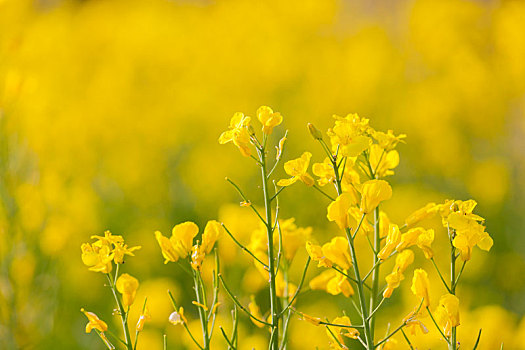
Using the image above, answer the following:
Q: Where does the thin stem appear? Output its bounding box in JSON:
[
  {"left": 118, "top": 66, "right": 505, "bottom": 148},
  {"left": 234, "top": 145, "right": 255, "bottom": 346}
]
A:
[
  {"left": 222, "top": 223, "right": 269, "bottom": 269},
  {"left": 400, "top": 329, "right": 415, "bottom": 350},
  {"left": 133, "top": 298, "right": 148, "bottom": 350},
  {"left": 367, "top": 297, "right": 385, "bottom": 321},
  {"left": 106, "top": 273, "right": 133, "bottom": 350},
  {"left": 331, "top": 266, "right": 372, "bottom": 291},
  {"left": 193, "top": 270, "right": 210, "bottom": 350},
  {"left": 426, "top": 306, "right": 450, "bottom": 344},
  {"left": 278, "top": 257, "right": 311, "bottom": 318},
  {"left": 453, "top": 261, "right": 466, "bottom": 290},
  {"left": 450, "top": 228, "right": 458, "bottom": 350},
  {"left": 430, "top": 257, "right": 452, "bottom": 294},
  {"left": 220, "top": 327, "right": 236, "bottom": 350},
  {"left": 219, "top": 275, "right": 272, "bottom": 327},
  {"left": 261, "top": 143, "right": 280, "bottom": 350},
  {"left": 167, "top": 290, "right": 204, "bottom": 350},
  {"left": 270, "top": 186, "right": 285, "bottom": 202},
  {"left": 312, "top": 184, "right": 335, "bottom": 201},
  {"left": 369, "top": 206, "right": 381, "bottom": 342},
  {"left": 226, "top": 177, "right": 267, "bottom": 225}
]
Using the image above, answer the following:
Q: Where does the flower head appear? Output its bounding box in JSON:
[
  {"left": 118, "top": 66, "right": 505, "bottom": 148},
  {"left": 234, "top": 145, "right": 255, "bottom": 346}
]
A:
[
  {"left": 116, "top": 273, "right": 139, "bottom": 307},
  {"left": 277, "top": 152, "right": 315, "bottom": 187},
  {"left": 201, "top": 220, "right": 223, "bottom": 254},
  {"left": 411, "top": 269, "right": 431, "bottom": 307},
  {"left": 257, "top": 106, "right": 282, "bottom": 134},
  {"left": 327, "top": 193, "right": 353, "bottom": 230},
  {"left": 435, "top": 294, "right": 460, "bottom": 337},
  {"left": 81, "top": 308, "right": 108, "bottom": 333},
  {"left": 219, "top": 112, "right": 252, "bottom": 157},
  {"left": 327, "top": 114, "right": 371, "bottom": 157},
  {"left": 360, "top": 180, "right": 392, "bottom": 214}
]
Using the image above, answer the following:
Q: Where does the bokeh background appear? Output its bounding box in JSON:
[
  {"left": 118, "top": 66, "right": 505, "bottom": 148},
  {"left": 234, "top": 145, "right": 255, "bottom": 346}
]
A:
[{"left": 1, "top": 0, "right": 524, "bottom": 348}]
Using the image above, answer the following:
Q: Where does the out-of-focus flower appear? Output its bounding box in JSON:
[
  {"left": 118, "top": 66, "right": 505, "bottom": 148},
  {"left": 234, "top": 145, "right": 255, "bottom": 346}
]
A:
[
  {"left": 116, "top": 273, "right": 139, "bottom": 308},
  {"left": 411, "top": 269, "right": 431, "bottom": 307},
  {"left": 360, "top": 179, "right": 392, "bottom": 214},
  {"left": 81, "top": 308, "right": 108, "bottom": 333},
  {"left": 273, "top": 218, "right": 311, "bottom": 261},
  {"left": 327, "top": 114, "right": 371, "bottom": 157},
  {"left": 402, "top": 310, "right": 428, "bottom": 336},
  {"left": 219, "top": 112, "right": 252, "bottom": 157},
  {"left": 277, "top": 152, "right": 315, "bottom": 187},
  {"left": 257, "top": 106, "right": 282, "bottom": 135},
  {"left": 310, "top": 270, "right": 354, "bottom": 297},
  {"left": 248, "top": 296, "right": 266, "bottom": 328},
  {"left": 435, "top": 294, "right": 460, "bottom": 337}
]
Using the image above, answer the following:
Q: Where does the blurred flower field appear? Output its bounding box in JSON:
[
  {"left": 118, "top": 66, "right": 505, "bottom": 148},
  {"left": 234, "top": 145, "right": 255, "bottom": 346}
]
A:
[{"left": 1, "top": 0, "right": 525, "bottom": 349}]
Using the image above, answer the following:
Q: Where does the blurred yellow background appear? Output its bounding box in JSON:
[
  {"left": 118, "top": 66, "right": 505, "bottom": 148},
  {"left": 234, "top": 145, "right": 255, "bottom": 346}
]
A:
[{"left": 1, "top": 0, "right": 524, "bottom": 348}]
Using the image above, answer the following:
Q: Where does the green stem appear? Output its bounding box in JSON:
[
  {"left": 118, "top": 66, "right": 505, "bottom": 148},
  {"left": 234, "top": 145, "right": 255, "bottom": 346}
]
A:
[
  {"left": 261, "top": 143, "right": 280, "bottom": 350},
  {"left": 430, "top": 257, "right": 452, "bottom": 294},
  {"left": 332, "top": 159, "right": 373, "bottom": 349},
  {"left": 369, "top": 206, "right": 381, "bottom": 342},
  {"left": 193, "top": 270, "right": 210, "bottom": 350},
  {"left": 450, "top": 231, "right": 457, "bottom": 350},
  {"left": 106, "top": 273, "right": 133, "bottom": 350}
]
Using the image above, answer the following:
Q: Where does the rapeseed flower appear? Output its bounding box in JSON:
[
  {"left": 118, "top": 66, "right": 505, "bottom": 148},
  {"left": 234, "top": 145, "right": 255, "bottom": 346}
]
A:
[
  {"left": 277, "top": 152, "right": 315, "bottom": 187},
  {"left": 360, "top": 179, "right": 392, "bottom": 214},
  {"left": 435, "top": 294, "right": 460, "bottom": 337},
  {"left": 116, "top": 273, "right": 139, "bottom": 307},
  {"left": 257, "top": 106, "right": 282, "bottom": 135},
  {"left": 411, "top": 269, "right": 431, "bottom": 307},
  {"left": 219, "top": 112, "right": 252, "bottom": 157}
]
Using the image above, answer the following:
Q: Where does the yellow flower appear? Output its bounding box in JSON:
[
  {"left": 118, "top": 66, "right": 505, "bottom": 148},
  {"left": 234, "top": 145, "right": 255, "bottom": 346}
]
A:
[
  {"left": 136, "top": 306, "right": 151, "bottom": 332},
  {"left": 405, "top": 203, "right": 437, "bottom": 228},
  {"left": 312, "top": 157, "right": 335, "bottom": 186},
  {"left": 276, "top": 273, "right": 298, "bottom": 299},
  {"left": 360, "top": 179, "right": 392, "bottom": 214},
  {"left": 396, "top": 227, "right": 434, "bottom": 259},
  {"left": 154, "top": 231, "right": 181, "bottom": 263},
  {"left": 113, "top": 242, "right": 141, "bottom": 264},
  {"left": 377, "top": 224, "right": 400, "bottom": 260},
  {"left": 81, "top": 308, "right": 108, "bottom": 333},
  {"left": 379, "top": 211, "right": 390, "bottom": 238},
  {"left": 402, "top": 310, "right": 428, "bottom": 336},
  {"left": 201, "top": 220, "right": 223, "bottom": 254},
  {"left": 445, "top": 201, "right": 493, "bottom": 261},
  {"left": 218, "top": 112, "right": 252, "bottom": 157},
  {"left": 248, "top": 296, "right": 266, "bottom": 328},
  {"left": 306, "top": 241, "right": 332, "bottom": 268},
  {"left": 277, "top": 152, "right": 315, "bottom": 187},
  {"left": 169, "top": 307, "right": 188, "bottom": 326},
  {"left": 435, "top": 294, "right": 460, "bottom": 337},
  {"left": 348, "top": 207, "right": 373, "bottom": 236},
  {"left": 377, "top": 338, "right": 398, "bottom": 350},
  {"left": 191, "top": 244, "right": 205, "bottom": 271},
  {"left": 322, "top": 236, "right": 352, "bottom": 270},
  {"left": 383, "top": 250, "right": 413, "bottom": 298},
  {"left": 91, "top": 230, "right": 124, "bottom": 246},
  {"left": 327, "top": 193, "right": 352, "bottom": 230},
  {"left": 172, "top": 221, "right": 199, "bottom": 254},
  {"left": 327, "top": 113, "right": 371, "bottom": 157},
  {"left": 368, "top": 144, "right": 399, "bottom": 178},
  {"left": 372, "top": 129, "right": 406, "bottom": 151},
  {"left": 81, "top": 242, "right": 114, "bottom": 274},
  {"left": 116, "top": 273, "right": 139, "bottom": 308},
  {"left": 309, "top": 270, "right": 354, "bottom": 297},
  {"left": 272, "top": 218, "right": 311, "bottom": 261},
  {"left": 326, "top": 316, "right": 359, "bottom": 349},
  {"left": 383, "top": 270, "right": 404, "bottom": 298},
  {"left": 257, "top": 106, "right": 282, "bottom": 134},
  {"left": 299, "top": 312, "right": 322, "bottom": 326},
  {"left": 411, "top": 269, "right": 431, "bottom": 307}
]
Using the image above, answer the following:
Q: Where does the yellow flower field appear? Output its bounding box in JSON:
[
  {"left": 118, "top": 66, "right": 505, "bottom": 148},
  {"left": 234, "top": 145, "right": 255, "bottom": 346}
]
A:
[{"left": 1, "top": 0, "right": 524, "bottom": 349}]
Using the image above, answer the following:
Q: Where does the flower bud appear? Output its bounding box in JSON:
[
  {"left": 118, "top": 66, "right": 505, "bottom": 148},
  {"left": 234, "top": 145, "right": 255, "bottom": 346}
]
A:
[{"left": 307, "top": 123, "right": 323, "bottom": 140}]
